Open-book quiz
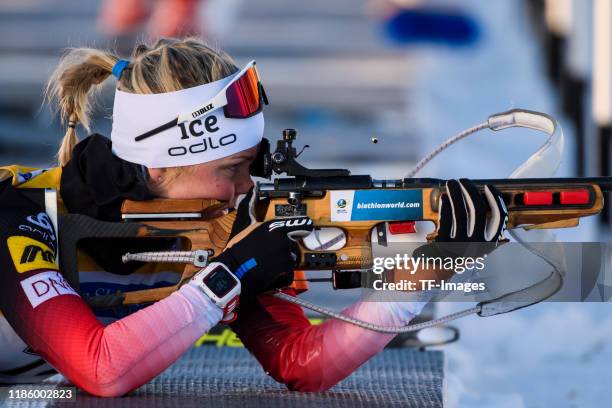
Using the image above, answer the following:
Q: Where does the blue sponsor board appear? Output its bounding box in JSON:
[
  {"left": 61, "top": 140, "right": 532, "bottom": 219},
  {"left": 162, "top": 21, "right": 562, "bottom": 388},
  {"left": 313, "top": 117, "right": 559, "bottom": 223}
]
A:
[{"left": 351, "top": 190, "right": 423, "bottom": 221}]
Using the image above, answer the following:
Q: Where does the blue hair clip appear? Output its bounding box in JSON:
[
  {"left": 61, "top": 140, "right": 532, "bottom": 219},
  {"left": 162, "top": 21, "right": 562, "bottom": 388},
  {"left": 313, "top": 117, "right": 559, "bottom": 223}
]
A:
[{"left": 112, "top": 59, "right": 130, "bottom": 80}]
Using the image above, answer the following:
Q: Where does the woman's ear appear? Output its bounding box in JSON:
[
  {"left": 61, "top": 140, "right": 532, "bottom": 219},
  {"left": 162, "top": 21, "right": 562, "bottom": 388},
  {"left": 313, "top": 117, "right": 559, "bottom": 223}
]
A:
[
  {"left": 147, "top": 167, "right": 166, "bottom": 181},
  {"left": 146, "top": 167, "right": 172, "bottom": 198}
]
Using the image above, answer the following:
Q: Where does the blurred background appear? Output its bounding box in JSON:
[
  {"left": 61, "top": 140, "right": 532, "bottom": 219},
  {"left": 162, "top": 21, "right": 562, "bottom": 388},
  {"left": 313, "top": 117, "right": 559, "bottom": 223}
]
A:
[{"left": 1, "top": 0, "right": 611, "bottom": 406}]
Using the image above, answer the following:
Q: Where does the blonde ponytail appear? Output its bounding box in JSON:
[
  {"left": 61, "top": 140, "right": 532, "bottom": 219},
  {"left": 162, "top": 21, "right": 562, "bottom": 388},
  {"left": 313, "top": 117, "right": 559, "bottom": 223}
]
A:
[
  {"left": 45, "top": 48, "right": 120, "bottom": 166},
  {"left": 45, "top": 38, "right": 238, "bottom": 171}
]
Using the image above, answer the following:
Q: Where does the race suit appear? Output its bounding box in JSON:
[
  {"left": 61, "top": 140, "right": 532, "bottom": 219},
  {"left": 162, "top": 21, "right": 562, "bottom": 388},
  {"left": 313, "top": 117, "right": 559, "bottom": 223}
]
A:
[{"left": 0, "top": 134, "right": 422, "bottom": 395}]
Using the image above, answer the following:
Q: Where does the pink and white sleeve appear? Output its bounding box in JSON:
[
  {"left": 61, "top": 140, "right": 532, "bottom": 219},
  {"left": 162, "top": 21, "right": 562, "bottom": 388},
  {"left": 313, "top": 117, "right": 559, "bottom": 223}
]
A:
[{"left": 5, "top": 273, "right": 221, "bottom": 397}]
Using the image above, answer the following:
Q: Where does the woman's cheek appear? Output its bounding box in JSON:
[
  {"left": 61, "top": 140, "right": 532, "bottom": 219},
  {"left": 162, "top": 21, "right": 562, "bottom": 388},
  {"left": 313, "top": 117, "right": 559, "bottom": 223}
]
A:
[{"left": 210, "top": 174, "right": 235, "bottom": 201}]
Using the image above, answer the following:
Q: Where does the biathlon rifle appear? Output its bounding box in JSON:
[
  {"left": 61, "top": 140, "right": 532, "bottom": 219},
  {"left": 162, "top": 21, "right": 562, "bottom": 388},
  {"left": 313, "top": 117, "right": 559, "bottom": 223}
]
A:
[{"left": 59, "top": 109, "right": 612, "bottom": 307}]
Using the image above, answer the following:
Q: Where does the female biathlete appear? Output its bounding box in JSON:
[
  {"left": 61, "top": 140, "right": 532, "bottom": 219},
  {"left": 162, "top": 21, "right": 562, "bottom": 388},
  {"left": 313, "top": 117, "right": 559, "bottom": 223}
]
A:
[{"left": 0, "top": 38, "right": 507, "bottom": 396}]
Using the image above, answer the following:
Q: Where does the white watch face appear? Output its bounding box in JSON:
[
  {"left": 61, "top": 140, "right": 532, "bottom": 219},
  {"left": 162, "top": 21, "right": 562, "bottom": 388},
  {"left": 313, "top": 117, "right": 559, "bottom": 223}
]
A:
[
  {"left": 196, "top": 263, "right": 241, "bottom": 309},
  {"left": 203, "top": 265, "right": 239, "bottom": 298}
]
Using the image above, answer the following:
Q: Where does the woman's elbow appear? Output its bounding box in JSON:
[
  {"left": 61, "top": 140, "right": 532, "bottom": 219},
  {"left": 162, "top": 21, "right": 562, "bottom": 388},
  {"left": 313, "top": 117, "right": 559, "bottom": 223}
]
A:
[
  {"left": 74, "top": 375, "right": 138, "bottom": 398},
  {"left": 287, "top": 380, "right": 334, "bottom": 393},
  {"left": 276, "top": 370, "right": 337, "bottom": 393},
  {"left": 82, "top": 388, "right": 126, "bottom": 398}
]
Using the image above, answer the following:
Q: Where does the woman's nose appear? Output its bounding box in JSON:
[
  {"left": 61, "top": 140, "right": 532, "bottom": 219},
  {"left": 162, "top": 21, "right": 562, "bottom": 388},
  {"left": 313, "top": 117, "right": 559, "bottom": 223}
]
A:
[{"left": 236, "top": 176, "right": 254, "bottom": 196}]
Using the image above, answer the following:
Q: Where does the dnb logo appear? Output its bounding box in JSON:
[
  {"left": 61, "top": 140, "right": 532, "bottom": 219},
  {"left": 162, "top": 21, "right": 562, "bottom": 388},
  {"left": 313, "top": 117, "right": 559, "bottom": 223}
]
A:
[
  {"left": 20, "top": 271, "right": 78, "bottom": 308},
  {"left": 7, "top": 236, "right": 57, "bottom": 273}
]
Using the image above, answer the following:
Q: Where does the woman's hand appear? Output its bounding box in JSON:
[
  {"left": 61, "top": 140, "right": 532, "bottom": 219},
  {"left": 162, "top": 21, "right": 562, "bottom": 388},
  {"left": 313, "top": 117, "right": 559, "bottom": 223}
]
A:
[
  {"left": 404, "top": 178, "right": 509, "bottom": 284},
  {"left": 436, "top": 178, "right": 508, "bottom": 246},
  {"left": 214, "top": 215, "right": 313, "bottom": 299}
]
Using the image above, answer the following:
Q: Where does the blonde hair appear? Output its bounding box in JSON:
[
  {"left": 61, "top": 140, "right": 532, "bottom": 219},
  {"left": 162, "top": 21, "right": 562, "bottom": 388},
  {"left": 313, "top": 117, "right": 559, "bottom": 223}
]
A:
[{"left": 45, "top": 38, "right": 238, "bottom": 191}]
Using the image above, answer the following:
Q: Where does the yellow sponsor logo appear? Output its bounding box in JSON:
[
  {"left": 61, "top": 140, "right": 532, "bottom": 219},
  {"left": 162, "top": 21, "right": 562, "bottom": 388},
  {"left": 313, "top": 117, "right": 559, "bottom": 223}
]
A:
[{"left": 7, "top": 236, "right": 57, "bottom": 273}]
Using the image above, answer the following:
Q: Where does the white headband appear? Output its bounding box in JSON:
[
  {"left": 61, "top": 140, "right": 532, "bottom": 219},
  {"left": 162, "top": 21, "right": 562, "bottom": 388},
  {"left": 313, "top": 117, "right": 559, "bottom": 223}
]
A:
[{"left": 110, "top": 71, "right": 264, "bottom": 168}]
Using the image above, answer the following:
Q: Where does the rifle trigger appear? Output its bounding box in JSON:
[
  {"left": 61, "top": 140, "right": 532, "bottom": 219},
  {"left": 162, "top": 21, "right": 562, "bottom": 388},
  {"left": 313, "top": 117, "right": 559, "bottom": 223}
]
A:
[{"left": 376, "top": 223, "right": 388, "bottom": 247}]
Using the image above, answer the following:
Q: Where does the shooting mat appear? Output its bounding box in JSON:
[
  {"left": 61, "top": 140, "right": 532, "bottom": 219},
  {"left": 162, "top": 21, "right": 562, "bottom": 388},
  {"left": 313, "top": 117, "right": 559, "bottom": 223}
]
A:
[{"left": 1, "top": 347, "right": 444, "bottom": 408}]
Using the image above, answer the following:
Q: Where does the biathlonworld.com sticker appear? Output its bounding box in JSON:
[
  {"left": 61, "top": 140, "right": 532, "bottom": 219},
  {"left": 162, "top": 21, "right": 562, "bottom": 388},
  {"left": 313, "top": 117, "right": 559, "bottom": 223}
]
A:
[{"left": 330, "top": 190, "right": 423, "bottom": 221}]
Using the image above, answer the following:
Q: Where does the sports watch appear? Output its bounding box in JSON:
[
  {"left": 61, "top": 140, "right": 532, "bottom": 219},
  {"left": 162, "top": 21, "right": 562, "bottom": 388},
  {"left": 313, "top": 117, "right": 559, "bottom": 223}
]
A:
[{"left": 191, "top": 262, "right": 241, "bottom": 321}]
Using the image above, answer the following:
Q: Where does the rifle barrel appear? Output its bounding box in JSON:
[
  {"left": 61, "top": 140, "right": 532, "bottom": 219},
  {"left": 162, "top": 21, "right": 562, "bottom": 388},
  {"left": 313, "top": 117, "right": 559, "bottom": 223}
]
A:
[{"left": 262, "top": 176, "right": 612, "bottom": 194}]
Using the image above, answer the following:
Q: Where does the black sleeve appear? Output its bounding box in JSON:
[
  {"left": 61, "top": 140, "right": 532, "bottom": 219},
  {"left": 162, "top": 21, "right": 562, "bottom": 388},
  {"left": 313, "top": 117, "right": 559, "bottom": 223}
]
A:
[{"left": 0, "top": 180, "right": 64, "bottom": 337}]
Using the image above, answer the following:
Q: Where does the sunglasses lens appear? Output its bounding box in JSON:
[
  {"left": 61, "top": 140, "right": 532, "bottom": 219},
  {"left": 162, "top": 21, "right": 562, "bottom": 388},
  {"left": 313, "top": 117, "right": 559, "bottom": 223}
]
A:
[{"left": 225, "top": 67, "right": 262, "bottom": 118}]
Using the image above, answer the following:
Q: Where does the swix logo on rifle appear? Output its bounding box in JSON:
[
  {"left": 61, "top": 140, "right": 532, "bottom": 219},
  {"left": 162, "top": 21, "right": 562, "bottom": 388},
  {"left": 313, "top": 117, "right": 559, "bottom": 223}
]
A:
[
  {"left": 268, "top": 218, "right": 313, "bottom": 232},
  {"left": 7, "top": 236, "right": 57, "bottom": 273}
]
